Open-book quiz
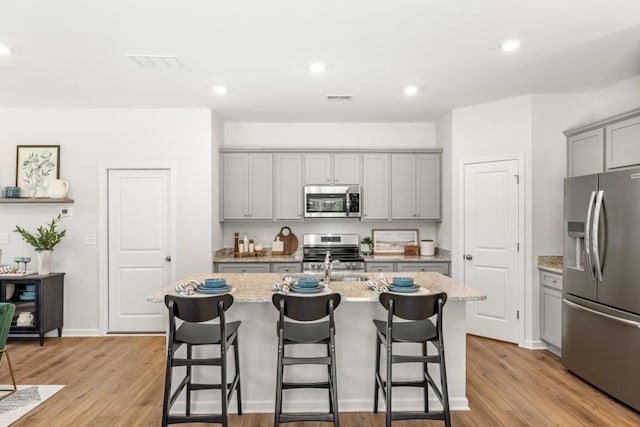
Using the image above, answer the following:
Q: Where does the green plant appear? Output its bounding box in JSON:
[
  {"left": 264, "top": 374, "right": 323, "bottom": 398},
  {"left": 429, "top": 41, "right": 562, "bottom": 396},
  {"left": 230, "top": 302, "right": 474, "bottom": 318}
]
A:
[
  {"left": 14, "top": 214, "right": 66, "bottom": 251},
  {"left": 361, "top": 236, "right": 373, "bottom": 253}
]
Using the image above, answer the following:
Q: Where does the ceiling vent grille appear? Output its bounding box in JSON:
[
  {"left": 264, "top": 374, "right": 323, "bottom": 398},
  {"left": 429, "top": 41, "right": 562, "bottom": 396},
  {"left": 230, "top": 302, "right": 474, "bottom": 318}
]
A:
[
  {"left": 127, "top": 55, "right": 183, "bottom": 68},
  {"left": 325, "top": 95, "right": 354, "bottom": 102}
]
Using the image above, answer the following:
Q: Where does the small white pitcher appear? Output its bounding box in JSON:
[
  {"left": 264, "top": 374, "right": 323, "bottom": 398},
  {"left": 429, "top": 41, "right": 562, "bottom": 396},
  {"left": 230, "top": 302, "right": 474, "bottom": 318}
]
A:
[{"left": 49, "top": 179, "right": 69, "bottom": 199}]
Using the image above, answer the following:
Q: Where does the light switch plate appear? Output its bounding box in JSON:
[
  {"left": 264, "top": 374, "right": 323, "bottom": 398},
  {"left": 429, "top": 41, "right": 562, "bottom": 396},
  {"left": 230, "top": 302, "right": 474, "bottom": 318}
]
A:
[
  {"left": 85, "top": 234, "right": 97, "bottom": 245},
  {"left": 0, "top": 233, "right": 8, "bottom": 245}
]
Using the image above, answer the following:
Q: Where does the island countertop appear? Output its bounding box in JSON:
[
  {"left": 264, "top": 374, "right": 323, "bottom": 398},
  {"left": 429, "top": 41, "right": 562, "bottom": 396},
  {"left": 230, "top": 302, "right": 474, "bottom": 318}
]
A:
[{"left": 148, "top": 271, "right": 485, "bottom": 303}]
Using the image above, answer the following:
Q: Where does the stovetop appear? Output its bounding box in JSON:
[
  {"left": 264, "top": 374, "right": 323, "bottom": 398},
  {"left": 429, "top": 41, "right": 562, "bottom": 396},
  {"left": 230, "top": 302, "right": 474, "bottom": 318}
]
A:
[{"left": 302, "top": 233, "right": 364, "bottom": 271}]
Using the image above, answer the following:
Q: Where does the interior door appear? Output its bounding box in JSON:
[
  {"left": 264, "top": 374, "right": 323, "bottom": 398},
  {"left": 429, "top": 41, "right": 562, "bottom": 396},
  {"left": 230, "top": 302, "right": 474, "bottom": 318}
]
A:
[
  {"left": 464, "top": 159, "right": 520, "bottom": 343},
  {"left": 108, "top": 169, "right": 171, "bottom": 333}
]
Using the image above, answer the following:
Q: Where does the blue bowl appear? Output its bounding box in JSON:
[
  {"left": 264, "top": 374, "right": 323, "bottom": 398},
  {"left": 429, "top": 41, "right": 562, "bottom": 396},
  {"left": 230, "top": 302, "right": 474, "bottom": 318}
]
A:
[
  {"left": 297, "top": 277, "right": 320, "bottom": 288},
  {"left": 204, "top": 278, "right": 227, "bottom": 288},
  {"left": 391, "top": 277, "right": 414, "bottom": 287}
]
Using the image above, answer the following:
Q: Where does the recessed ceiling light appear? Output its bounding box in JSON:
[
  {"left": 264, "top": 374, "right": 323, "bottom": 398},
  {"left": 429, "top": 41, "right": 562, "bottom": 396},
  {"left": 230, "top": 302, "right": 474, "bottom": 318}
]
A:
[
  {"left": 212, "top": 85, "right": 227, "bottom": 95},
  {"left": 309, "top": 62, "right": 326, "bottom": 73},
  {"left": 500, "top": 39, "right": 521, "bottom": 52},
  {"left": 403, "top": 85, "right": 419, "bottom": 96},
  {"left": 0, "top": 44, "right": 11, "bottom": 55}
]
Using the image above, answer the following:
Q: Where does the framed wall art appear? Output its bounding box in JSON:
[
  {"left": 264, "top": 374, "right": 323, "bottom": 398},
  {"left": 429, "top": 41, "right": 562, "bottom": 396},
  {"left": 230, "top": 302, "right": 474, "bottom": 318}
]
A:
[
  {"left": 371, "top": 229, "right": 419, "bottom": 254},
  {"left": 16, "top": 145, "right": 60, "bottom": 198}
]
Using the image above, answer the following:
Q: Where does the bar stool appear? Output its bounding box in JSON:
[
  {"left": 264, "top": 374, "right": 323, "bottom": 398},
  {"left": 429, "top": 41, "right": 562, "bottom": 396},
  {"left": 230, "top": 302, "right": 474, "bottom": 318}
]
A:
[
  {"left": 162, "top": 294, "right": 242, "bottom": 426},
  {"left": 373, "top": 292, "right": 450, "bottom": 427},
  {"left": 272, "top": 293, "right": 341, "bottom": 426}
]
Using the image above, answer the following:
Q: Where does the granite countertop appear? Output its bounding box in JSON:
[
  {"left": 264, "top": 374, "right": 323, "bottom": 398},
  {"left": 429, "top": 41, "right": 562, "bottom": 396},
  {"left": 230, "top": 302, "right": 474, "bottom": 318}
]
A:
[
  {"left": 148, "top": 271, "right": 486, "bottom": 304},
  {"left": 213, "top": 248, "right": 451, "bottom": 263},
  {"left": 538, "top": 256, "right": 563, "bottom": 274}
]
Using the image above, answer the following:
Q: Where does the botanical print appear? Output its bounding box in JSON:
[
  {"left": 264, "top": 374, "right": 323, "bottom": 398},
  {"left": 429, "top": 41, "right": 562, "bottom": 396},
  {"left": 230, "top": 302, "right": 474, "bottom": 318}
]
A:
[{"left": 16, "top": 145, "right": 60, "bottom": 198}]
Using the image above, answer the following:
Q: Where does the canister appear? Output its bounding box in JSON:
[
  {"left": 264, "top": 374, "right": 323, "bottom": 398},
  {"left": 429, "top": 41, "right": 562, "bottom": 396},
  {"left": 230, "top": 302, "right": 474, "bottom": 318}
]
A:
[{"left": 420, "top": 240, "right": 435, "bottom": 256}]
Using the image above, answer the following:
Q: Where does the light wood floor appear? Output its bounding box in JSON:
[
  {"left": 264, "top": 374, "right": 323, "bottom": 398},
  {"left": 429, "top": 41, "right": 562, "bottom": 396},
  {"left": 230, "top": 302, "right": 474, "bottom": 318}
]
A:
[{"left": 1, "top": 335, "right": 638, "bottom": 426}]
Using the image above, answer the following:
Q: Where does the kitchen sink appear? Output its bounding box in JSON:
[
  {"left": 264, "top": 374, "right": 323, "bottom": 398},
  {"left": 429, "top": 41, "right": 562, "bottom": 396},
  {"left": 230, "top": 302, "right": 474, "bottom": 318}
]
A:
[{"left": 328, "top": 274, "right": 369, "bottom": 282}]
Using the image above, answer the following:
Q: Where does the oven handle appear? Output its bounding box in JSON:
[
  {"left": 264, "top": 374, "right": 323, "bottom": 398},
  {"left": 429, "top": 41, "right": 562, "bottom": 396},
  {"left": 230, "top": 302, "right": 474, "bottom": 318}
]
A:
[{"left": 345, "top": 188, "right": 351, "bottom": 217}]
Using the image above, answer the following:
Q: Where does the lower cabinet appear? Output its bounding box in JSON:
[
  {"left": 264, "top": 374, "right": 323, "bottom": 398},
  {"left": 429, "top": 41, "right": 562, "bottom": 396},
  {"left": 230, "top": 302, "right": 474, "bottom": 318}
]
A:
[
  {"left": 365, "top": 262, "right": 395, "bottom": 273},
  {"left": 365, "top": 261, "right": 450, "bottom": 276},
  {"left": 215, "top": 263, "right": 271, "bottom": 273},
  {"left": 0, "top": 273, "right": 64, "bottom": 346},
  {"left": 540, "top": 271, "right": 563, "bottom": 355},
  {"left": 272, "top": 263, "right": 302, "bottom": 274}
]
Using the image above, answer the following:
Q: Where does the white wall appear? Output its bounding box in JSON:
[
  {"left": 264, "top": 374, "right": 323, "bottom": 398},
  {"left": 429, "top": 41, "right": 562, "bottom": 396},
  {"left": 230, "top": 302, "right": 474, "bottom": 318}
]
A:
[
  {"left": 435, "top": 112, "right": 453, "bottom": 252},
  {"left": 592, "top": 73, "right": 640, "bottom": 120},
  {"left": 0, "top": 108, "right": 212, "bottom": 335},
  {"left": 220, "top": 122, "right": 439, "bottom": 248}
]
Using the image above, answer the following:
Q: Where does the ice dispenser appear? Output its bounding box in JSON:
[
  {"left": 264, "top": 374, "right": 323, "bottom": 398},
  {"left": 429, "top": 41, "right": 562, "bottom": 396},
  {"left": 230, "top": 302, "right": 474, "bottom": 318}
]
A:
[{"left": 567, "top": 221, "right": 585, "bottom": 269}]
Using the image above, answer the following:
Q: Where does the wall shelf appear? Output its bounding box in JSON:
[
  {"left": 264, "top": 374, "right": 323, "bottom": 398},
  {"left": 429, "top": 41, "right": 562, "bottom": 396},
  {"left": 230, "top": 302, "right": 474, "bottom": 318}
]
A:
[{"left": 0, "top": 198, "right": 74, "bottom": 204}]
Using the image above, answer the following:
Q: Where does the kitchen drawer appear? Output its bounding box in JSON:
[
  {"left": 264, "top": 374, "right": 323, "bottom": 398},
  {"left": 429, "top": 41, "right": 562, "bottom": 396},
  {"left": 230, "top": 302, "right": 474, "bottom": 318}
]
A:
[
  {"left": 541, "top": 272, "right": 562, "bottom": 291},
  {"left": 216, "top": 263, "right": 271, "bottom": 274},
  {"left": 396, "top": 262, "right": 449, "bottom": 276},
  {"left": 365, "top": 262, "right": 395, "bottom": 273},
  {"left": 272, "top": 263, "right": 302, "bottom": 273}
]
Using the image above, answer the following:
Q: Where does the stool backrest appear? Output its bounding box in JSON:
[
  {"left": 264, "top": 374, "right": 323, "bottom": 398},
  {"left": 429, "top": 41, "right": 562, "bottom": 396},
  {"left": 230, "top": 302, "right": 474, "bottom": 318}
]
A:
[
  {"left": 271, "top": 293, "right": 341, "bottom": 322},
  {"left": 165, "top": 294, "right": 234, "bottom": 323},
  {"left": 379, "top": 292, "right": 447, "bottom": 321},
  {"left": 0, "top": 303, "right": 15, "bottom": 359}
]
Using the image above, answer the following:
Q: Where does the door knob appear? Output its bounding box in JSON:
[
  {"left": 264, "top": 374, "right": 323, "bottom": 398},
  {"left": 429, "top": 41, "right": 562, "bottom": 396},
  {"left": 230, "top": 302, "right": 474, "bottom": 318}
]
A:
[
  {"left": 465, "top": 254, "right": 473, "bottom": 261},
  {"left": 165, "top": 256, "right": 172, "bottom": 262}
]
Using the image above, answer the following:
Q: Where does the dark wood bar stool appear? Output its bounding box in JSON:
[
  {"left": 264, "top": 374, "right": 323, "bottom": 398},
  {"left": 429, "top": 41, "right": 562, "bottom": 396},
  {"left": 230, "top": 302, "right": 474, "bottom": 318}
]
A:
[
  {"left": 272, "top": 293, "right": 342, "bottom": 426},
  {"left": 373, "top": 292, "right": 450, "bottom": 427},
  {"left": 162, "top": 294, "right": 242, "bottom": 426}
]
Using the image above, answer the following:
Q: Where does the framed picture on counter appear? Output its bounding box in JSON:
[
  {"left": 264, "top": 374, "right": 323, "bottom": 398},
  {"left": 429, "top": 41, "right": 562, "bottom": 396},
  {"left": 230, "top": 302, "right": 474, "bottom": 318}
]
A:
[
  {"left": 372, "top": 229, "right": 419, "bottom": 254},
  {"left": 16, "top": 145, "right": 60, "bottom": 198}
]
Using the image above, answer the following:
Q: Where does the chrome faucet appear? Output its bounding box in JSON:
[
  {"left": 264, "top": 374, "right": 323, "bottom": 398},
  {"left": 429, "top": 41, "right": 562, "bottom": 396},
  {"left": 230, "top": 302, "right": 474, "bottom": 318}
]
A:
[{"left": 323, "top": 251, "right": 340, "bottom": 284}]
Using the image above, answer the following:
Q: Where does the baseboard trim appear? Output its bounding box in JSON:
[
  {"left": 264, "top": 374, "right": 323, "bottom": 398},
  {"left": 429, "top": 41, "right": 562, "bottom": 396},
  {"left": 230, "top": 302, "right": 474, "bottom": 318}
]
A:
[
  {"left": 56, "top": 329, "right": 101, "bottom": 337},
  {"left": 519, "top": 339, "right": 547, "bottom": 350}
]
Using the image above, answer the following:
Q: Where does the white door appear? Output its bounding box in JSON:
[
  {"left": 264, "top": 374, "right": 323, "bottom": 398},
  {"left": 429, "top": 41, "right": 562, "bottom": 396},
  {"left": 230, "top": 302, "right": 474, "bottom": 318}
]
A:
[
  {"left": 108, "top": 169, "right": 171, "bottom": 333},
  {"left": 464, "top": 159, "right": 520, "bottom": 343}
]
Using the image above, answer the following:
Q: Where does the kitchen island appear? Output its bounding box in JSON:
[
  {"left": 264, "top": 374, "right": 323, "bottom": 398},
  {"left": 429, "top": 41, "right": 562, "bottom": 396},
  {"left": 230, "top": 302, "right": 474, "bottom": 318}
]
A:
[{"left": 149, "top": 272, "right": 485, "bottom": 414}]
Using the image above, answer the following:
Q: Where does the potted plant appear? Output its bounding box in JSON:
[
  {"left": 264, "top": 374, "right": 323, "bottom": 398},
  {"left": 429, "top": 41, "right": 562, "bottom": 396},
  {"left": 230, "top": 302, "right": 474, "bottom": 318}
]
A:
[
  {"left": 361, "top": 236, "right": 373, "bottom": 255},
  {"left": 14, "top": 214, "right": 66, "bottom": 274}
]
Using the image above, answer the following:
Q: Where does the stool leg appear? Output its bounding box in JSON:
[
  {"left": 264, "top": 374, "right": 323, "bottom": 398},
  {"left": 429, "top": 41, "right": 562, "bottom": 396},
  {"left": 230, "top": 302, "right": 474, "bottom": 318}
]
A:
[
  {"left": 385, "top": 339, "right": 392, "bottom": 427},
  {"left": 438, "top": 339, "right": 451, "bottom": 427},
  {"left": 274, "top": 334, "right": 285, "bottom": 427},
  {"left": 422, "top": 341, "right": 429, "bottom": 413},
  {"left": 186, "top": 344, "right": 192, "bottom": 416},
  {"left": 221, "top": 342, "right": 228, "bottom": 427},
  {"left": 233, "top": 332, "right": 243, "bottom": 415},
  {"left": 329, "top": 333, "right": 339, "bottom": 427},
  {"left": 373, "top": 334, "right": 381, "bottom": 413},
  {"left": 161, "top": 345, "right": 174, "bottom": 427},
  {"left": 326, "top": 343, "right": 333, "bottom": 415}
]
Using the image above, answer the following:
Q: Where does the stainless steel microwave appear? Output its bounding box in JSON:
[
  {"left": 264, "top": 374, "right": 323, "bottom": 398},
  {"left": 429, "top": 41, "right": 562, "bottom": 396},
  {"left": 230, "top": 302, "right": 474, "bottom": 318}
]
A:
[{"left": 304, "top": 185, "right": 361, "bottom": 218}]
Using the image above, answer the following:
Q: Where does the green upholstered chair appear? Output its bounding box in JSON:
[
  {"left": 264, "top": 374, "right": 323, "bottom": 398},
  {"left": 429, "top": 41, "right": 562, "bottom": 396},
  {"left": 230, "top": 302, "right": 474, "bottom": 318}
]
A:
[{"left": 0, "top": 302, "right": 17, "bottom": 399}]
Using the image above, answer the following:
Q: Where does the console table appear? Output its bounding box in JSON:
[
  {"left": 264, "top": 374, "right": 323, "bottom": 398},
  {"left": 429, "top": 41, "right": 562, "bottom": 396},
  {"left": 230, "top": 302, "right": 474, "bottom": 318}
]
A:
[{"left": 0, "top": 273, "right": 64, "bottom": 346}]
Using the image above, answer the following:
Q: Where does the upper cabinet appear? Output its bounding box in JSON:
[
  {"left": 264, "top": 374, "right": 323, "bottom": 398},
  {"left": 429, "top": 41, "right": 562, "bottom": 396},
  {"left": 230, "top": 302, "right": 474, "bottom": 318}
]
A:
[
  {"left": 391, "top": 153, "right": 441, "bottom": 220},
  {"left": 275, "top": 153, "right": 304, "bottom": 220},
  {"left": 362, "top": 153, "right": 390, "bottom": 220},
  {"left": 566, "top": 107, "right": 640, "bottom": 177},
  {"left": 304, "top": 153, "right": 360, "bottom": 185},
  {"left": 222, "top": 153, "right": 273, "bottom": 220}
]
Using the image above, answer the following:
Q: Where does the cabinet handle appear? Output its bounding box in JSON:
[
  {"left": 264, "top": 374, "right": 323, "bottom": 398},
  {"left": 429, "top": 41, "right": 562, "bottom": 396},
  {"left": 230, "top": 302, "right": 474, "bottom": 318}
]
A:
[
  {"left": 284, "top": 268, "right": 290, "bottom": 272},
  {"left": 241, "top": 268, "right": 247, "bottom": 272},
  {"left": 420, "top": 268, "right": 425, "bottom": 271}
]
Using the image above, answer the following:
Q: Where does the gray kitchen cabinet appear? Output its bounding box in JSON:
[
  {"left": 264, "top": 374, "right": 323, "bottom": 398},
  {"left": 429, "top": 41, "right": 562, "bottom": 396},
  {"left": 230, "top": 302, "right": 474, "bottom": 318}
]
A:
[
  {"left": 361, "top": 153, "right": 390, "bottom": 220},
  {"left": 304, "top": 153, "right": 360, "bottom": 185},
  {"left": 396, "top": 262, "right": 449, "bottom": 275},
  {"left": 275, "top": 153, "right": 303, "bottom": 220},
  {"left": 567, "top": 129, "right": 604, "bottom": 177},
  {"left": 365, "top": 262, "right": 395, "bottom": 273},
  {"left": 272, "top": 263, "right": 302, "bottom": 273},
  {"left": 540, "top": 270, "right": 562, "bottom": 355},
  {"left": 391, "top": 153, "right": 441, "bottom": 220},
  {"left": 222, "top": 153, "right": 273, "bottom": 220},
  {"left": 606, "top": 115, "right": 640, "bottom": 170},
  {"left": 216, "top": 263, "right": 271, "bottom": 273}
]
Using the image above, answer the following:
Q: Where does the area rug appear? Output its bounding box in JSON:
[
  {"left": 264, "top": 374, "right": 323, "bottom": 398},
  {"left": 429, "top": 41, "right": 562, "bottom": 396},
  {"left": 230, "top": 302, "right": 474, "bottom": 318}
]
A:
[{"left": 0, "top": 385, "right": 64, "bottom": 426}]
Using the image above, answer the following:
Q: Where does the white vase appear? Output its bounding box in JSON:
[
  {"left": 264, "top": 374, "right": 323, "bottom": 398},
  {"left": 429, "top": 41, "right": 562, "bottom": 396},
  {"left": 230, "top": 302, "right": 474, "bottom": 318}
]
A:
[{"left": 37, "top": 250, "right": 52, "bottom": 275}]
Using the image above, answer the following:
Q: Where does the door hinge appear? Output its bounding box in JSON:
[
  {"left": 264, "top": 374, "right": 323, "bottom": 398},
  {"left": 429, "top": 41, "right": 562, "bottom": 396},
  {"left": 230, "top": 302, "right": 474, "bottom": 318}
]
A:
[
  {"left": 516, "top": 310, "right": 520, "bottom": 320},
  {"left": 514, "top": 174, "right": 519, "bottom": 184},
  {"left": 517, "top": 242, "right": 520, "bottom": 252}
]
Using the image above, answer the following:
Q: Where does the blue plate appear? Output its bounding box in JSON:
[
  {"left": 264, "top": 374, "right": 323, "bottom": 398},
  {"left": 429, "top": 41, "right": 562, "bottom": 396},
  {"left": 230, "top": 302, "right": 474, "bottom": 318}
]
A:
[
  {"left": 290, "top": 285, "right": 324, "bottom": 294},
  {"left": 388, "top": 284, "right": 420, "bottom": 293},
  {"left": 197, "top": 285, "right": 231, "bottom": 294}
]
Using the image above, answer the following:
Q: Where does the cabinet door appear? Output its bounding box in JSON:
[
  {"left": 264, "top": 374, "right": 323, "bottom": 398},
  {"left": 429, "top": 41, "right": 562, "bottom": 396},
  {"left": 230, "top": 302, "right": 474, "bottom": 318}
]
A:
[
  {"left": 391, "top": 154, "right": 417, "bottom": 219},
  {"left": 362, "top": 154, "right": 390, "bottom": 220},
  {"left": 396, "top": 262, "right": 449, "bottom": 275},
  {"left": 541, "top": 285, "right": 562, "bottom": 349},
  {"left": 567, "top": 129, "right": 604, "bottom": 177},
  {"left": 272, "top": 263, "right": 302, "bottom": 273},
  {"left": 217, "top": 263, "right": 271, "bottom": 273},
  {"left": 223, "top": 153, "right": 250, "bottom": 219},
  {"left": 606, "top": 115, "right": 640, "bottom": 170},
  {"left": 365, "top": 262, "right": 395, "bottom": 273},
  {"left": 305, "top": 153, "right": 332, "bottom": 184},
  {"left": 416, "top": 154, "right": 441, "bottom": 220},
  {"left": 248, "top": 154, "right": 273, "bottom": 219},
  {"left": 275, "top": 154, "right": 303, "bottom": 220},
  {"left": 333, "top": 153, "right": 361, "bottom": 184}
]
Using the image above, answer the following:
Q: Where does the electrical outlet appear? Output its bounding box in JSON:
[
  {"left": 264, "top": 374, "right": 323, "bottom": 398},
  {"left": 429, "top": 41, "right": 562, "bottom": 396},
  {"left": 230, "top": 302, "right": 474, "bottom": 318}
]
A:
[{"left": 59, "top": 207, "right": 73, "bottom": 217}]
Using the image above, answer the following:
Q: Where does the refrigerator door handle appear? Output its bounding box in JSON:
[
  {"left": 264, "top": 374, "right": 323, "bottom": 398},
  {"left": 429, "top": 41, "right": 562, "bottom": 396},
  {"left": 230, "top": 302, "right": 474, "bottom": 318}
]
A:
[
  {"left": 563, "top": 299, "right": 640, "bottom": 328},
  {"left": 584, "top": 191, "right": 596, "bottom": 280},
  {"left": 592, "top": 190, "right": 604, "bottom": 282}
]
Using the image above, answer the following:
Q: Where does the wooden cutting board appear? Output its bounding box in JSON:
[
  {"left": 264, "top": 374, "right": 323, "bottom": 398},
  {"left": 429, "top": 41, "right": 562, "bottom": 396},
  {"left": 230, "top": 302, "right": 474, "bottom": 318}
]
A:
[{"left": 274, "top": 226, "right": 298, "bottom": 255}]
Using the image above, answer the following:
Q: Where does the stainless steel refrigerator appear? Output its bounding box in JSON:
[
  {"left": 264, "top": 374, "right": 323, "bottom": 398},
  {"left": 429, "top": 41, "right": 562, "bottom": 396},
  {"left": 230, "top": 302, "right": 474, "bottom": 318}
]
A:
[{"left": 563, "top": 167, "right": 640, "bottom": 411}]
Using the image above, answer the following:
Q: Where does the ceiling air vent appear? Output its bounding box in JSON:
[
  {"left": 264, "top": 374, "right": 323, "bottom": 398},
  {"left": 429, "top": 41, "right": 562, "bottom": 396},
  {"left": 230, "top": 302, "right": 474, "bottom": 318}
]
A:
[
  {"left": 325, "top": 95, "right": 354, "bottom": 102},
  {"left": 127, "top": 55, "right": 183, "bottom": 68}
]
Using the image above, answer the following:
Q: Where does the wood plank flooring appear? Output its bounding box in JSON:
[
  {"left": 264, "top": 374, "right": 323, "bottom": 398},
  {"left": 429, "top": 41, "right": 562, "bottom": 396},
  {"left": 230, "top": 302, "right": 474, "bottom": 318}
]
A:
[{"left": 0, "top": 335, "right": 637, "bottom": 426}]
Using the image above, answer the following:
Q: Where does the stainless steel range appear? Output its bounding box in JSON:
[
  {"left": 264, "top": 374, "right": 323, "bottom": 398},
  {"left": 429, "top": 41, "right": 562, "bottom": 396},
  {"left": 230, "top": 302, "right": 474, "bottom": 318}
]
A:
[{"left": 302, "top": 233, "right": 364, "bottom": 272}]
